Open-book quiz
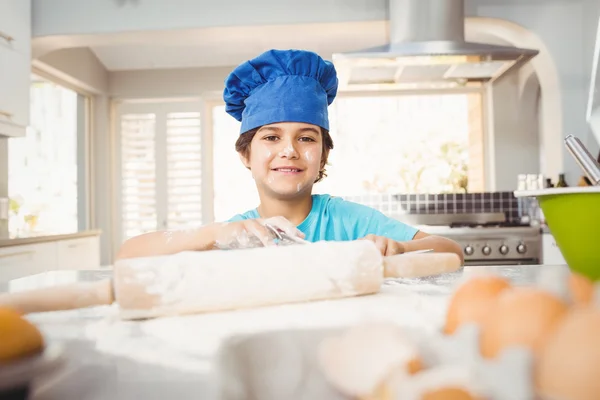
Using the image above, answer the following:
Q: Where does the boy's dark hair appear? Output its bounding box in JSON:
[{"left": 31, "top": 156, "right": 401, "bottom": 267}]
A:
[{"left": 235, "top": 126, "right": 334, "bottom": 183}]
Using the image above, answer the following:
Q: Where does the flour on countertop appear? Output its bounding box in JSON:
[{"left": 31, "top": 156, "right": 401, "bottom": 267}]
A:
[{"left": 81, "top": 284, "right": 448, "bottom": 374}]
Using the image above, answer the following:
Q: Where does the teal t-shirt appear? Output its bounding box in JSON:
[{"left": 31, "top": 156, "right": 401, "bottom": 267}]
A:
[{"left": 227, "top": 194, "right": 419, "bottom": 242}]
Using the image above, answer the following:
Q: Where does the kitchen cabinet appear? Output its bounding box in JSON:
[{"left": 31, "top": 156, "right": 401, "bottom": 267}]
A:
[
  {"left": 0, "top": 242, "right": 56, "bottom": 281},
  {"left": 0, "top": 235, "right": 101, "bottom": 282},
  {"left": 541, "top": 232, "right": 566, "bottom": 265},
  {"left": 56, "top": 237, "right": 101, "bottom": 270},
  {"left": 0, "top": 0, "right": 31, "bottom": 137}
]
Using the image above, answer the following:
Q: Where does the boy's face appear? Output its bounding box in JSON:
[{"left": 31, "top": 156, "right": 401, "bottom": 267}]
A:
[{"left": 240, "top": 122, "right": 323, "bottom": 200}]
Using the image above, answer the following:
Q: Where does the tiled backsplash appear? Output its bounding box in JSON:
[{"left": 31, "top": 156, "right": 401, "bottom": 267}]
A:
[{"left": 343, "top": 192, "right": 530, "bottom": 222}]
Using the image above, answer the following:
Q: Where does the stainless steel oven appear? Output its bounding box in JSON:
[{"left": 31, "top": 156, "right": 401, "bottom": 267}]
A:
[
  {"left": 440, "top": 225, "right": 541, "bottom": 266},
  {"left": 393, "top": 213, "right": 542, "bottom": 266}
]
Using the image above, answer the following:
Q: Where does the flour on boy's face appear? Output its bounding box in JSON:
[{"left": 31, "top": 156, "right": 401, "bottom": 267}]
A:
[{"left": 246, "top": 122, "right": 323, "bottom": 199}]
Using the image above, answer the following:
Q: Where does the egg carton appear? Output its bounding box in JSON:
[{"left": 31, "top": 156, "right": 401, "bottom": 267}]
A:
[
  {"left": 216, "top": 327, "right": 348, "bottom": 400},
  {"left": 214, "top": 321, "right": 539, "bottom": 400},
  {"left": 423, "top": 323, "right": 536, "bottom": 400}
]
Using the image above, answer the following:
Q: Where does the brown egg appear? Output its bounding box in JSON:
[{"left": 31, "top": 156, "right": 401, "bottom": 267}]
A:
[
  {"left": 421, "top": 387, "right": 477, "bottom": 400},
  {"left": 569, "top": 272, "right": 594, "bottom": 305},
  {"left": 0, "top": 307, "right": 45, "bottom": 362},
  {"left": 444, "top": 275, "right": 511, "bottom": 335},
  {"left": 536, "top": 307, "right": 600, "bottom": 400},
  {"left": 479, "top": 287, "right": 568, "bottom": 359},
  {"left": 407, "top": 357, "right": 424, "bottom": 375}
]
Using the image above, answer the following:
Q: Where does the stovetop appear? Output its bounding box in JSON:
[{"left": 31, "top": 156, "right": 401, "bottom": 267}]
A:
[
  {"left": 448, "top": 221, "right": 531, "bottom": 228},
  {"left": 416, "top": 223, "right": 540, "bottom": 236}
]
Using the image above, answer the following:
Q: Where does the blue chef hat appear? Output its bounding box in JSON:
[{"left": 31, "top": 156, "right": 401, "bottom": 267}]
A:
[{"left": 223, "top": 49, "right": 338, "bottom": 134}]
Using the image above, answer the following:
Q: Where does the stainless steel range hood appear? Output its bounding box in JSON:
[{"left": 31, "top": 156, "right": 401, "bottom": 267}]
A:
[{"left": 332, "top": 0, "right": 539, "bottom": 91}]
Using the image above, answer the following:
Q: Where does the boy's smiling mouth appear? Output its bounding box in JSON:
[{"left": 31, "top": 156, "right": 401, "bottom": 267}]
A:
[{"left": 271, "top": 166, "right": 304, "bottom": 174}]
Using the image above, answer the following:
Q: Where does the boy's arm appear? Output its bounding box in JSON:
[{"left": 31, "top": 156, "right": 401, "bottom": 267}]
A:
[
  {"left": 115, "top": 216, "right": 304, "bottom": 261},
  {"left": 363, "top": 231, "right": 464, "bottom": 264},
  {"left": 403, "top": 231, "right": 464, "bottom": 264},
  {"left": 115, "top": 223, "right": 219, "bottom": 260},
  {"left": 335, "top": 199, "right": 464, "bottom": 262}
]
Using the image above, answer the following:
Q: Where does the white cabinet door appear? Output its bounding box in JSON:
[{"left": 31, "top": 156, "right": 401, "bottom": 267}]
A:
[
  {"left": 56, "top": 237, "right": 101, "bottom": 270},
  {"left": 0, "top": 236, "right": 102, "bottom": 282},
  {"left": 542, "top": 233, "right": 566, "bottom": 265},
  {"left": 0, "top": 0, "right": 31, "bottom": 55},
  {"left": 0, "top": 0, "right": 31, "bottom": 137},
  {"left": 0, "top": 242, "right": 58, "bottom": 282},
  {"left": 0, "top": 45, "right": 29, "bottom": 136}
]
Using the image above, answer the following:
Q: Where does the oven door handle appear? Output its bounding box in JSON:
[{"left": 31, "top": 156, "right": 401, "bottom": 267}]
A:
[{"left": 464, "top": 259, "right": 540, "bottom": 266}]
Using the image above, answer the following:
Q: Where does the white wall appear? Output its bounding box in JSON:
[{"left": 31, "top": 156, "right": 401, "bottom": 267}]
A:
[
  {"left": 467, "top": 0, "right": 599, "bottom": 185},
  {"left": 491, "top": 71, "right": 541, "bottom": 190},
  {"left": 583, "top": 0, "right": 600, "bottom": 157},
  {"left": 0, "top": 139, "right": 8, "bottom": 237},
  {"left": 90, "top": 95, "right": 113, "bottom": 266},
  {"left": 36, "top": 48, "right": 109, "bottom": 94},
  {"left": 109, "top": 66, "right": 230, "bottom": 99},
  {"left": 32, "top": 0, "right": 385, "bottom": 37}
]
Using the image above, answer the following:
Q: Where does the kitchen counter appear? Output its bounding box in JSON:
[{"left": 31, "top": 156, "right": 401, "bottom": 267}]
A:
[
  {"left": 0, "top": 230, "right": 102, "bottom": 248},
  {"left": 0, "top": 265, "right": 569, "bottom": 400}
]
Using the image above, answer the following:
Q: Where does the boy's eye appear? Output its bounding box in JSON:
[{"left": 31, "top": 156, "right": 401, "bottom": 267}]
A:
[
  {"left": 299, "top": 136, "right": 316, "bottom": 142},
  {"left": 263, "top": 135, "right": 279, "bottom": 141}
]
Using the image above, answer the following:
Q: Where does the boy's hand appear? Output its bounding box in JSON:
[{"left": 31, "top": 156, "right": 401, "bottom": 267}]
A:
[
  {"left": 361, "top": 234, "right": 406, "bottom": 256},
  {"left": 214, "top": 217, "right": 305, "bottom": 249}
]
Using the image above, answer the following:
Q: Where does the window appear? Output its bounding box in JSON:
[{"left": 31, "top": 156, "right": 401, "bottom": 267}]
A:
[
  {"left": 316, "top": 92, "right": 484, "bottom": 197},
  {"left": 119, "top": 113, "right": 157, "bottom": 238},
  {"left": 116, "top": 101, "right": 203, "bottom": 242},
  {"left": 8, "top": 75, "right": 89, "bottom": 237}
]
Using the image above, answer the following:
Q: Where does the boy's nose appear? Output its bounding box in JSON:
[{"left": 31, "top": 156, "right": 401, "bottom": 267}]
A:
[{"left": 278, "top": 140, "right": 299, "bottom": 159}]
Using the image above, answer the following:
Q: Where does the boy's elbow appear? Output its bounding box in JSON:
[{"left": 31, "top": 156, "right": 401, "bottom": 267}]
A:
[
  {"left": 114, "top": 236, "right": 141, "bottom": 261},
  {"left": 114, "top": 241, "right": 131, "bottom": 261},
  {"left": 414, "top": 231, "right": 464, "bottom": 264},
  {"left": 449, "top": 239, "right": 465, "bottom": 265},
  {"left": 423, "top": 234, "right": 464, "bottom": 265},
  {"left": 436, "top": 236, "right": 464, "bottom": 265}
]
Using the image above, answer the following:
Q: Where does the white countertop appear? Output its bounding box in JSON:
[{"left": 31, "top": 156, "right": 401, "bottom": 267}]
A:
[
  {"left": 0, "top": 230, "right": 102, "bottom": 248},
  {"left": 0, "top": 265, "right": 568, "bottom": 400}
]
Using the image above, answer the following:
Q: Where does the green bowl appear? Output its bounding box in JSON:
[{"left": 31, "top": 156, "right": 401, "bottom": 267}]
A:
[{"left": 515, "top": 186, "right": 600, "bottom": 281}]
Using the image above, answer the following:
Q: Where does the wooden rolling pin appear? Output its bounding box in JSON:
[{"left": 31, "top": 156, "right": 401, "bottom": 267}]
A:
[{"left": 0, "top": 241, "right": 461, "bottom": 318}]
